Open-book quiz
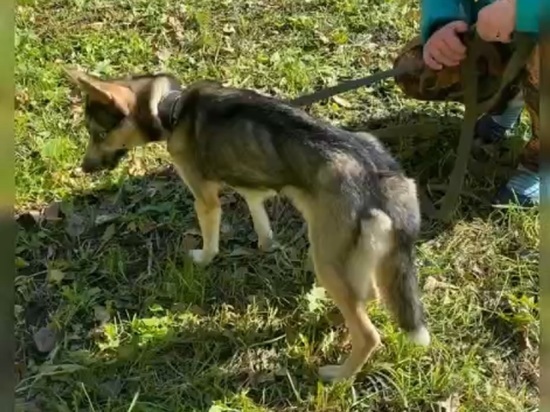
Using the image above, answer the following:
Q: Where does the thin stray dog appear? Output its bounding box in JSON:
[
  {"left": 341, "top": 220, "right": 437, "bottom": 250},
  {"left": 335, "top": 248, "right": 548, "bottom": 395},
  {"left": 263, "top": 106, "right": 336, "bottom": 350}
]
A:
[{"left": 65, "top": 68, "right": 430, "bottom": 382}]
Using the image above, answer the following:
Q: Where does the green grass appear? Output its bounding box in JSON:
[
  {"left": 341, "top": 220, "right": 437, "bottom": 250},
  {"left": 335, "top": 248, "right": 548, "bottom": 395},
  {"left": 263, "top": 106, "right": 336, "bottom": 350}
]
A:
[{"left": 15, "top": 0, "right": 539, "bottom": 410}]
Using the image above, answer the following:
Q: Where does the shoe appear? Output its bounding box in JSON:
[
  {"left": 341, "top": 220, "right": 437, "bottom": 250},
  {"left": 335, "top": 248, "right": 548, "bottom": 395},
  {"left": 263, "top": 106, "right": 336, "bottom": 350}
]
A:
[
  {"left": 493, "top": 166, "right": 539, "bottom": 207},
  {"left": 474, "top": 114, "right": 511, "bottom": 145}
]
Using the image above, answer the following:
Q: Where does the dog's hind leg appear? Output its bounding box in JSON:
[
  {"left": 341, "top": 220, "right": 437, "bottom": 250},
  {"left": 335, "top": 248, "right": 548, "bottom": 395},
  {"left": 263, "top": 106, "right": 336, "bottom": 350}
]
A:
[
  {"left": 314, "top": 261, "right": 381, "bottom": 382},
  {"left": 307, "top": 213, "right": 385, "bottom": 382},
  {"left": 236, "top": 189, "right": 276, "bottom": 251}
]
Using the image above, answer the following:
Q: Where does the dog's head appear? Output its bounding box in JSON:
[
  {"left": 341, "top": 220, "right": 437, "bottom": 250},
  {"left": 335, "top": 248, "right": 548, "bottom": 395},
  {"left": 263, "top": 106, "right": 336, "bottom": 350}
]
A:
[{"left": 65, "top": 69, "right": 175, "bottom": 173}]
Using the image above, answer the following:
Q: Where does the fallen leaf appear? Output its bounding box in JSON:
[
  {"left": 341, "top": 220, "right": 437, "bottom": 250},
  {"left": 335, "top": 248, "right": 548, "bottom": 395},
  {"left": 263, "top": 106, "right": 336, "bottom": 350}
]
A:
[
  {"left": 15, "top": 257, "right": 29, "bottom": 268},
  {"left": 95, "top": 214, "right": 118, "bottom": 225},
  {"left": 65, "top": 213, "right": 86, "bottom": 238},
  {"left": 181, "top": 234, "right": 199, "bottom": 251},
  {"left": 43, "top": 201, "right": 62, "bottom": 222},
  {"left": 37, "top": 363, "right": 84, "bottom": 375},
  {"left": 101, "top": 224, "right": 116, "bottom": 244},
  {"left": 423, "top": 276, "right": 458, "bottom": 292},
  {"left": 305, "top": 285, "right": 327, "bottom": 313},
  {"left": 317, "top": 31, "right": 330, "bottom": 44},
  {"left": 229, "top": 247, "right": 254, "bottom": 257},
  {"left": 99, "top": 379, "right": 123, "bottom": 398},
  {"left": 139, "top": 221, "right": 157, "bottom": 234},
  {"left": 94, "top": 305, "right": 110, "bottom": 324},
  {"left": 14, "top": 362, "right": 26, "bottom": 381},
  {"left": 520, "top": 326, "right": 533, "bottom": 351},
  {"left": 89, "top": 22, "right": 104, "bottom": 30},
  {"left": 33, "top": 326, "right": 57, "bottom": 353},
  {"left": 223, "top": 24, "right": 236, "bottom": 34},
  {"left": 47, "top": 269, "right": 65, "bottom": 283},
  {"left": 156, "top": 48, "right": 171, "bottom": 62},
  {"left": 332, "top": 95, "right": 352, "bottom": 108},
  {"left": 436, "top": 393, "right": 461, "bottom": 412},
  {"left": 189, "top": 304, "right": 206, "bottom": 316},
  {"left": 326, "top": 308, "right": 344, "bottom": 326}
]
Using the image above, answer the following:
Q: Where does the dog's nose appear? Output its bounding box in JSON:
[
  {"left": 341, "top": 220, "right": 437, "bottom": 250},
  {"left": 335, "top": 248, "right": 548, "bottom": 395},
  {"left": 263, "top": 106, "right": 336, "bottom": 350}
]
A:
[{"left": 81, "top": 158, "right": 101, "bottom": 173}]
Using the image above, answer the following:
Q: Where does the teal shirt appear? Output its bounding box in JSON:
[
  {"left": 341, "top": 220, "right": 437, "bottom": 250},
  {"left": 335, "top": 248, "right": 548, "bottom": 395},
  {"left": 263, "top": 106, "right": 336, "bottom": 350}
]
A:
[{"left": 420, "top": 0, "right": 540, "bottom": 43}]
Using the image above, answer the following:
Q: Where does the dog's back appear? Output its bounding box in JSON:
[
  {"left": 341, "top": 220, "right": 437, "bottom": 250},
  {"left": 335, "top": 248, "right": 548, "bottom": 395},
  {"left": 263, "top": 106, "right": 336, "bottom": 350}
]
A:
[
  {"left": 169, "top": 81, "right": 400, "bottom": 190},
  {"left": 167, "top": 82, "right": 429, "bottom": 381}
]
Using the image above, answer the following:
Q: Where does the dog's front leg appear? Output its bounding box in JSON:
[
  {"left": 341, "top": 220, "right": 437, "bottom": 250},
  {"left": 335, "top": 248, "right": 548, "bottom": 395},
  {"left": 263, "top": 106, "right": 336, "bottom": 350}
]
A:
[
  {"left": 190, "top": 190, "right": 221, "bottom": 265},
  {"left": 172, "top": 159, "right": 221, "bottom": 265}
]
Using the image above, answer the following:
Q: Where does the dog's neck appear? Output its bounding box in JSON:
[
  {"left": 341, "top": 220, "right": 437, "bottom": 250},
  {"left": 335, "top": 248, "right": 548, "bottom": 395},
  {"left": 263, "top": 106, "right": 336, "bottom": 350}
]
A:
[
  {"left": 147, "top": 76, "right": 184, "bottom": 135},
  {"left": 157, "top": 90, "right": 183, "bottom": 132}
]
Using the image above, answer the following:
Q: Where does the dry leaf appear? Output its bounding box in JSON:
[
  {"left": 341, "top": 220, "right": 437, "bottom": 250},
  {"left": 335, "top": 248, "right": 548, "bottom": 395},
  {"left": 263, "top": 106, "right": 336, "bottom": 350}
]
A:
[
  {"left": 43, "top": 201, "right": 62, "bottom": 222},
  {"left": 33, "top": 326, "right": 57, "bottom": 353},
  {"left": 305, "top": 285, "right": 327, "bottom": 312},
  {"left": 424, "top": 276, "right": 458, "bottom": 292},
  {"left": 189, "top": 304, "right": 206, "bottom": 316},
  {"left": 520, "top": 326, "right": 533, "bottom": 351},
  {"left": 436, "top": 393, "right": 461, "bottom": 412},
  {"left": 317, "top": 31, "right": 330, "bottom": 44},
  {"left": 89, "top": 22, "right": 104, "bottom": 30},
  {"left": 101, "top": 224, "right": 116, "bottom": 244},
  {"left": 95, "top": 214, "right": 118, "bottom": 225},
  {"left": 222, "top": 24, "right": 236, "bottom": 34},
  {"left": 181, "top": 234, "right": 199, "bottom": 251},
  {"left": 332, "top": 95, "right": 352, "bottom": 108},
  {"left": 94, "top": 305, "right": 110, "bottom": 324},
  {"left": 47, "top": 269, "right": 65, "bottom": 283},
  {"left": 65, "top": 213, "right": 86, "bottom": 238},
  {"left": 15, "top": 257, "right": 29, "bottom": 268}
]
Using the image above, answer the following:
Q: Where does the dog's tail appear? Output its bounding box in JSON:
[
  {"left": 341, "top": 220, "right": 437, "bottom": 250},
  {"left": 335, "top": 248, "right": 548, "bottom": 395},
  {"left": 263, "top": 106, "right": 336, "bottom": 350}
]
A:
[
  {"left": 378, "top": 174, "right": 429, "bottom": 346},
  {"left": 347, "top": 175, "right": 429, "bottom": 347},
  {"left": 380, "top": 223, "right": 430, "bottom": 346}
]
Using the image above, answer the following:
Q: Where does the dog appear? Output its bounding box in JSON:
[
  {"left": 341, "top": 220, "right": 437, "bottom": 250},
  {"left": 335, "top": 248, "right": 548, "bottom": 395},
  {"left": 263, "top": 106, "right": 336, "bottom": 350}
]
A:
[{"left": 65, "top": 68, "right": 430, "bottom": 382}]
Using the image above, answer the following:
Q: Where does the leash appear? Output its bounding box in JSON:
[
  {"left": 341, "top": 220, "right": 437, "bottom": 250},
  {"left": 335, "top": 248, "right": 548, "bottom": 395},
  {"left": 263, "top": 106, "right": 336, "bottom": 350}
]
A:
[
  {"left": 435, "top": 30, "right": 536, "bottom": 221},
  {"left": 288, "top": 61, "right": 423, "bottom": 107}
]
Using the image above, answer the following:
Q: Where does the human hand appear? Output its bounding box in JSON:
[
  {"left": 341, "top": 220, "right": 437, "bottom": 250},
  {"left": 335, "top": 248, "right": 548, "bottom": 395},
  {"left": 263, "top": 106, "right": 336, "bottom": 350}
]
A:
[
  {"left": 476, "top": 0, "right": 516, "bottom": 43},
  {"left": 423, "top": 21, "right": 469, "bottom": 70}
]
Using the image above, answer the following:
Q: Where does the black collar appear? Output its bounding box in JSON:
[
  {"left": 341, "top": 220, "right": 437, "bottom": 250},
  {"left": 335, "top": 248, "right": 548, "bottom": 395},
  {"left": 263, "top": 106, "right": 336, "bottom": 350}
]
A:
[{"left": 157, "top": 90, "right": 184, "bottom": 131}]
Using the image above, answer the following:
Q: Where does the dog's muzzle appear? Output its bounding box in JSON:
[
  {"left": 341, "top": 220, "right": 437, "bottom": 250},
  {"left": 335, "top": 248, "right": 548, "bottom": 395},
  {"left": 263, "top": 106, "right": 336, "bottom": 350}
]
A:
[{"left": 81, "top": 149, "right": 128, "bottom": 173}]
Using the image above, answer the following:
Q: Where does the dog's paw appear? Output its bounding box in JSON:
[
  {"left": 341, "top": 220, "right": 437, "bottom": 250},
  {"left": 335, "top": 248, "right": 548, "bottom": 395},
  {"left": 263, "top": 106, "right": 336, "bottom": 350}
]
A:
[
  {"left": 258, "top": 233, "right": 275, "bottom": 252},
  {"left": 188, "top": 249, "right": 215, "bottom": 265},
  {"left": 318, "top": 365, "right": 346, "bottom": 382}
]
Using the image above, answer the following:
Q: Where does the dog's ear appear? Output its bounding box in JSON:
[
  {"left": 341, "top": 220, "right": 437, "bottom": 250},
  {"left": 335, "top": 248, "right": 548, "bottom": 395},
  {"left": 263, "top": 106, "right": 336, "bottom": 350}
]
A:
[{"left": 63, "top": 68, "right": 133, "bottom": 115}]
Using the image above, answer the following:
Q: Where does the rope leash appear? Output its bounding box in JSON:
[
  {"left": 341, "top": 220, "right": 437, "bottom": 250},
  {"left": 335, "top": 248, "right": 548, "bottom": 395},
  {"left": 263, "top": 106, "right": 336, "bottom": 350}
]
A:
[
  {"left": 288, "top": 62, "right": 422, "bottom": 107},
  {"left": 435, "top": 30, "right": 536, "bottom": 221}
]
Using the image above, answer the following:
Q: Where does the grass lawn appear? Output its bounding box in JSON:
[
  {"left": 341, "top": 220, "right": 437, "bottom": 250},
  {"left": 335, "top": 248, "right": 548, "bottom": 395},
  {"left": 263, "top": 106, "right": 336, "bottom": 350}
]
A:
[{"left": 15, "top": 0, "right": 539, "bottom": 410}]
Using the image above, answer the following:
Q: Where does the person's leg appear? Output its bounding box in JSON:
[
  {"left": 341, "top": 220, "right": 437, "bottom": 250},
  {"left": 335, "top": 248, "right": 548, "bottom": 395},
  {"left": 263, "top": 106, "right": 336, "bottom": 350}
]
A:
[
  {"left": 475, "top": 92, "right": 525, "bottom": 144},
  {"left": 494, "top": 45, "right": 540, "bottom": 206},
  {"left": 393, "top": 36, "right": 540, "bottom": 206}
]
